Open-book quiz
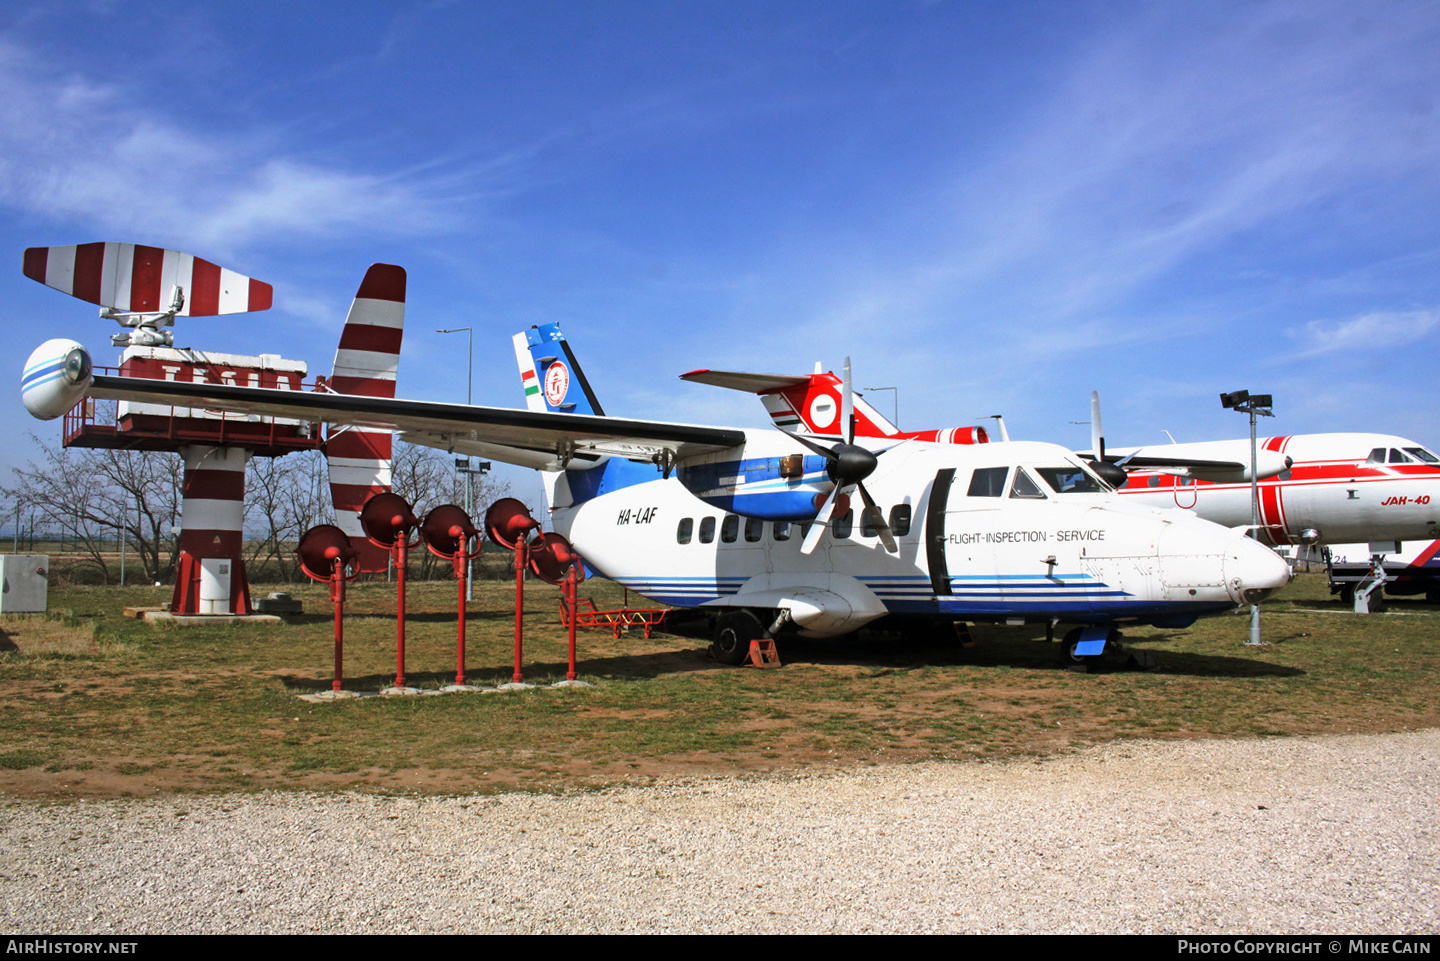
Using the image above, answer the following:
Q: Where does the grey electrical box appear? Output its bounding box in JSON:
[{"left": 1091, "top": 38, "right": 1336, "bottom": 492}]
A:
[{"left": 0, "top": 555, "right": 49, "bottom": 613}]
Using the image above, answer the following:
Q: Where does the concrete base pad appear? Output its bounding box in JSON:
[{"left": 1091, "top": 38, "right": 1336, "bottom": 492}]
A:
[{"left": 139, "top": 610, "right": 284, "bottom": 627}]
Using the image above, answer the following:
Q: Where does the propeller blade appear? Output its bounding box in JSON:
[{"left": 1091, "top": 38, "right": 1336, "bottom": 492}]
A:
[
  {"left": 1090, "top": 390, "right": 1105, "bottom": 462},
  {"left": 801, "top": 483, "right": 847, "bottom": 555},
  {"left": 788, "top": 430, "right": 840, "bottom": 464},
  {"left": 841, "top": 356, "right": 854, "bottom": 445},
  {"left": 856, "top": 483, "right": 897, "bottom": 553}
]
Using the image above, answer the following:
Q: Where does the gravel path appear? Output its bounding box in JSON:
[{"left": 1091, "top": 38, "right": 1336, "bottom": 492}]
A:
[{"left": 2, "top": 730, "right": 1437, "bottom": 934}]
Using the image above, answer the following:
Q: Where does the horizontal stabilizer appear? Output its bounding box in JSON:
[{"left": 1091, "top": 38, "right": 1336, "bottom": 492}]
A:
[{"left": 680, "top": 369, "right": 812, "bottom": 394}]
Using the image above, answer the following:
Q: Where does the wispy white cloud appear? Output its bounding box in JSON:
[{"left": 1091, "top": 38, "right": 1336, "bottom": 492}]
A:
[
  {"left": 0, "top": 39, "right": 457, "bottom": 258},
  {"left": 1289, "top": 309, "right": 1440, "bottom": 359}
]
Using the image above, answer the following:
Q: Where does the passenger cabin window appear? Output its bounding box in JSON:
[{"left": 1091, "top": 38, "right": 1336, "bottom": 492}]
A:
[
  {"left": 744, "top": 517, "right": 764, "bottom": 542},
  {"left": 833, "top": 510, "right": 854, "bottom": 539},
  {"left": 1009, "top": 469, "right": 1047, "bottom": 499},
  {"left": 888, "top": 504, "right": 912, "bottom": 537},
  {"left": 1147, "top": 474, "right": 1161, "bottom": 488},
  {"left": 676, "top": 518, "right": 693, "bottom": 544},
  {"left": 721, "top": 515, "right": 739, "bottom": 543},
  {"left": 1035, "top": 466, "right": 1105, "bottom": 494},
  {"left": 779, "top": 454, "right": 805, "bottom": 479},
  {"left": 773, "top": 521, "right": 792, "bottom": 541},
  {"left": 699, "top": 516, "right": 716, "bottom": 544},
  {"left": 968, "top": 467, "right": 1008, "bottom": 497}
]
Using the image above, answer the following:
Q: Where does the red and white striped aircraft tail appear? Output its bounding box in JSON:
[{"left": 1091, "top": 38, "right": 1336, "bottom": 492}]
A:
[{"left": 324, "top": 264, "right": 406, "bottom": 573}]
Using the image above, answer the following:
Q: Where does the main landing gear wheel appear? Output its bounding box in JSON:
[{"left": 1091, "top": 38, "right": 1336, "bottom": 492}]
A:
[{"left": 712, "top": 610, "right": 765, "bottom": 666}]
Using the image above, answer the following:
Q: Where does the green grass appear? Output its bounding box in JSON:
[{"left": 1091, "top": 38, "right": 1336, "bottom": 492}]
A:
[{"left": 0, "top": 573, "right": 1436, "bottom": 797}]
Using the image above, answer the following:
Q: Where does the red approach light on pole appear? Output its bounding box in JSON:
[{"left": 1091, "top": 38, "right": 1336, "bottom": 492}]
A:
[
  {"left": 485, "top": 497, "right": 539, "bottom": 549},
  {"left": 360, "top": 492, "right": 420, "bottom": 548},
  {"left": 421, "top": 504, "right": 482, "bottom": 688},
  {"left": 527, "top": 532, "right": 583, "bottom": 585},
  {"left": 527, "top": 532, "right": 586, "bottom": 682},
  {"left": 296, "top": 524, "right": 361, "bottom": 693},
  {"left": 360, "top": 492, "right": 420, "bottom": 691},
  {"left": 421, "top": 504, "right": 479, "bottom": 560}
]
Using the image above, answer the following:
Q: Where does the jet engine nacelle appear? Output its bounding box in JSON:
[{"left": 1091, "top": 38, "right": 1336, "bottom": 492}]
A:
[{"left": 22, "top": 339, "right": 92, "bottom": 420}]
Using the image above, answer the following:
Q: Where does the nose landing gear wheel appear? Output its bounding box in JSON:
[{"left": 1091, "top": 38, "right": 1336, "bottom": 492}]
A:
[
  {"left": 1060, "top": 626, "right": 1113, "bottom": 671},
  {"left": 712, "top": 609, "right": 765, "bottom": 666}
]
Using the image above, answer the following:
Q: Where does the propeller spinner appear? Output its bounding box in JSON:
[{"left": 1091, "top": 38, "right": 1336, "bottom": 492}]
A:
[{"left": 785, "top": 358, "right": 898, "bottom": 555}]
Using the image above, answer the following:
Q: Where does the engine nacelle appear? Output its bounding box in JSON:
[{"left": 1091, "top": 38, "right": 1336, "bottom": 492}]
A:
[
  {"left": 22, "top": 339, "right": 92, "bottom": 420},
  {"left": 1187, "top": 449, "right": 1291, "bottom": 484}
]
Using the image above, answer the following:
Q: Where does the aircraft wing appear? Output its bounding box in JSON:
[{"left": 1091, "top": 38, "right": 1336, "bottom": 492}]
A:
[
  {"left": 87, "top": 374, "right": 746, "bottom": 470},
  {"left": 1091, "top": 453, "right": 1248, "bottom": 471}
]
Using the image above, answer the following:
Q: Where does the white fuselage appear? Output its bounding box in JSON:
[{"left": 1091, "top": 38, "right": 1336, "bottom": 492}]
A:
[
  {"left": 550, "top": 434, "right": 1290, "bottom": 638},
  {"left": 1115, "top": 433, "right": 1440, "bottom": 547}
]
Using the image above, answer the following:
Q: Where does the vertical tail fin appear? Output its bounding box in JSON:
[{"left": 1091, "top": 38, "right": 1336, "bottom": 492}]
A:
[
  {"left": 513, "top": 321, "right": 606, "bottom": 416},
  {"left": 512, "top": 322, "right": 652, "bottom": 508},
  {"left": 757, "top": 370, "right": 899, "bottom": 437},
  {"left": 325, "top": 264, "right": 406, "bottom": 572}
]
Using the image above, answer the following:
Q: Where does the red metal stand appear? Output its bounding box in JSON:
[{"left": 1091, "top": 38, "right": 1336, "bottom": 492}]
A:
[
  {"left": 297, "top": 524, "right": 360, "bottom": 692},
  {"left": 361, "top": 493, "right": 420, "bottom": 690}
]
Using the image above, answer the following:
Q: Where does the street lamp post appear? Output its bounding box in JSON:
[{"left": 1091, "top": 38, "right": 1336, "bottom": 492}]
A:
[
  {"left": 437, "top": 327, "right": 475, "bottom": 599},
  {"left": 1221, "top": 389, "right": 1275, "bottom": 646}
]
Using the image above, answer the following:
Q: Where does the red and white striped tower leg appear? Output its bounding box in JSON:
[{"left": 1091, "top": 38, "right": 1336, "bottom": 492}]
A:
[{"left": 171, "top": 445, "right": 252, "bottom": 615}]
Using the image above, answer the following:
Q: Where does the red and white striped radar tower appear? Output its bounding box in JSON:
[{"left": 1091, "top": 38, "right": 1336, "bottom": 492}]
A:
[{"left": 21, "top": 242, "right": 307, "bottom": 615}]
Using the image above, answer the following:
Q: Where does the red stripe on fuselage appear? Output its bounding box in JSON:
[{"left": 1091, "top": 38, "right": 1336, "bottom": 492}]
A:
[{"left": 1259, "top": 479, "right": 1289, "bottom": 544}]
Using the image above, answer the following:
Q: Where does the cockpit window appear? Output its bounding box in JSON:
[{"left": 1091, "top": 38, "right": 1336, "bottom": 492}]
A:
[
  {"left": 1009, "top": 469, "right": 1047, "bottom": 499},
  {"left": 1405, "top": 447, "right": 1439, "bottom": 464},
  {"left": 1034, "top": 466, "right": 1106, "bottom": 494},
  {"left": 967, "top": 467, "right": 1008, "bottom": 497},
  {"left": 1389, "top": 448, "right": 1413, "bottom": 464},
  {"left": 1367, "top": 448, "right": 1387, "bottom": 464}
]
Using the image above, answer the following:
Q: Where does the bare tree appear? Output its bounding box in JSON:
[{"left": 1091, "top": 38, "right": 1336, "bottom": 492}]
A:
[
  {"left": 244, "top": 450, "right": 335, "bottom": 582},
  {"left": 4, "top": 437, "right": 182, "bottom": 584},
  {"left": 388, "top": 441, "right": 513, "bottom": 578}
]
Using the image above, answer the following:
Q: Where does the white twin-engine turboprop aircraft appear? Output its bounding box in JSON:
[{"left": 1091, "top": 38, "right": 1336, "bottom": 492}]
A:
[{"left": 21, "top": 317, "right": 1289, "bottom": 667}]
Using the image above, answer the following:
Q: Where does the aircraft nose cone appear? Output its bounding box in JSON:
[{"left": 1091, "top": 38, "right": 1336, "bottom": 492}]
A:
[{"left": 1227, "top": 536, "right": 1292, "bottom": 605}]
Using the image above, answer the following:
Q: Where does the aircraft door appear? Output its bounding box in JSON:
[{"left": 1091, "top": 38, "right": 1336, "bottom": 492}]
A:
[
  {"left": 931, "top": 466, "right": 1006, "bottom": 603},
  {"left": 924, "top": 469, "right": 956, "bottom": 596}
]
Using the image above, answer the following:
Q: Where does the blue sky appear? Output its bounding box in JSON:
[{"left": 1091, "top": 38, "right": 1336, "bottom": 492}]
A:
[{"left": 4, "top": 0, "right": 1439, "bottom": 500}]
